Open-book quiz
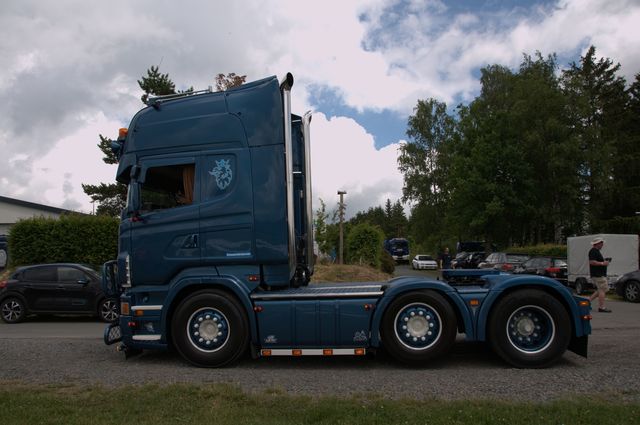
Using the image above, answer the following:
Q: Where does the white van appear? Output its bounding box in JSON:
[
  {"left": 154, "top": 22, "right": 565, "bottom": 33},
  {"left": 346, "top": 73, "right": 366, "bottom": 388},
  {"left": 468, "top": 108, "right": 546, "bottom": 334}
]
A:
[{"left": 567, "top": 234, "right": 639, "bottom": 294}]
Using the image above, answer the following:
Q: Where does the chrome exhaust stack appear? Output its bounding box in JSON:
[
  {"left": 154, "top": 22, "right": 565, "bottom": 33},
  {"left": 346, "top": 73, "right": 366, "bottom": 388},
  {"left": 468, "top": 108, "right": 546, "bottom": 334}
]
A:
[
  {"left": 302, "top": 111, "right": 314, "bottom": 274},
  {"left": 280, "top": 73, "right": 296, "bottom": 279}
]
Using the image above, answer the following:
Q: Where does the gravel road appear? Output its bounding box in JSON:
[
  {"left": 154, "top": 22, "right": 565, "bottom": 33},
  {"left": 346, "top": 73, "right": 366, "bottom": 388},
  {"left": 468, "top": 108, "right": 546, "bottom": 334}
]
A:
[{"left": 1, "top": 297, "right": 639, "bottom": 401}]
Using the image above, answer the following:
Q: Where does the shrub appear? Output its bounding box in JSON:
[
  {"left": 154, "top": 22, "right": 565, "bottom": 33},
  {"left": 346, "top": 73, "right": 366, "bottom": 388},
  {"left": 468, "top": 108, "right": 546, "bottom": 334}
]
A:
[
  {"left": 346, "top": 223, "right": 385, "bottom": 268},
  {"left": 508, "top": 244, "right": 567, "bottom": 257},
  {"left": 8, "top": 214, "right": 119, "bottom": 269},
  {"left": 379, "top": 250, "right": 395, "bottom": 274}
]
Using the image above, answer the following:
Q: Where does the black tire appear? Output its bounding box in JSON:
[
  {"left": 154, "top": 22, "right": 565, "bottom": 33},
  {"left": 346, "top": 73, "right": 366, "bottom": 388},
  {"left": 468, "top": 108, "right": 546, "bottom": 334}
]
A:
[
  {"left": 623, "top": 280, "right": 640, "bottom": 303},
  {"left": 1, "top": 297, "right": 26, "bottom": 324},
  {"left": 98, "top": 298, "right": 119, "bottom": 323},
  {"left": 488, "top": 289, "right": 571, "bottom": 368},
  {"left": 381, "top": 290, "right": 457, "bottom": 365},
  {"left": 171, "top": 290, "right": 249, "bottom": 367},
  {"left": 574, "top": 278, "right": 586, "bottom": 295}
]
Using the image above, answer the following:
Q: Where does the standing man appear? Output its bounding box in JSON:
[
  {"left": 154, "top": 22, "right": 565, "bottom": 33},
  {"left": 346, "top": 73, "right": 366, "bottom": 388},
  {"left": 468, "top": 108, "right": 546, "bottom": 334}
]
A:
[
  {"left": 439, "top": 247, "right": 452, "bottom": 269},
  {"left": 588, "top": 237, "right": 611, "bottom": 313}
]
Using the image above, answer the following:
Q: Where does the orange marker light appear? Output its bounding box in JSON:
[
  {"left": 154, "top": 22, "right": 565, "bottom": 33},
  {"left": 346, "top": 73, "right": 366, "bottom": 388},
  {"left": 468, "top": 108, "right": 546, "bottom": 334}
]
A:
[
  {"left": 261, "top": 349, "right": 272, "bottom": 357},
  {"left": 292, "top": 349, "right": 302, "bottom": 356},
  {"left": 118, "top": 128, "right": 128, "bottom": 139},
  {"left": 135, "top": 309, "right": 144, "bottom": 317},
  {"left": 323, "top": 349, "right": 333, "bottom": 356},
  {"left": 469, "top": 299, "right": 480, "bottom": 307},
  {"left": 354, "top": 348, "right": 366, "bottom": 356},
  {"left": 120, "top": 302, "right": 130, "bottom": 315},
  {"left": 579, "top": 300, "right": 590, "bottom": 307}
]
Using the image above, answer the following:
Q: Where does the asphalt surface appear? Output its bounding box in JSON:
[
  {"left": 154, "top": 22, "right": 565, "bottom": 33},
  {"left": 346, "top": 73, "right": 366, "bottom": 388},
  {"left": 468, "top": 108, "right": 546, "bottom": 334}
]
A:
[{"left": 1, "top": 266, "right": 639, "bottom": 401}]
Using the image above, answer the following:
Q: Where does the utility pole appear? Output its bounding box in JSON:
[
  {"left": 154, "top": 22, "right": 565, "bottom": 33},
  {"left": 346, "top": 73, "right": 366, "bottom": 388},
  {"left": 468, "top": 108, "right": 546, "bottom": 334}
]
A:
[{"left": 337, "top": 190, "right": 347, "bottom": 265}]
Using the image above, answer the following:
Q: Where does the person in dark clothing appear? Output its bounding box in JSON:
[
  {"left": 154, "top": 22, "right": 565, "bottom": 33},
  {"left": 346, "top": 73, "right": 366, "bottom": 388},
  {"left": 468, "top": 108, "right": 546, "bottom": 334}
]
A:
[
  {"left": 588, "top": 237, "right": 611, "bottom": 312},
  {"left": 439, "top": 247, "right": 452, "bottom": 269}
]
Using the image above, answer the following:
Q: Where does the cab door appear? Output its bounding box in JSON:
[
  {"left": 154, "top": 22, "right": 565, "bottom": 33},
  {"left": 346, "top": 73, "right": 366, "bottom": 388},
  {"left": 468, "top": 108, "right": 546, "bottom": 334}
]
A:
[{"left": 129, "top": 157, "right": 200, "bottom": 285}]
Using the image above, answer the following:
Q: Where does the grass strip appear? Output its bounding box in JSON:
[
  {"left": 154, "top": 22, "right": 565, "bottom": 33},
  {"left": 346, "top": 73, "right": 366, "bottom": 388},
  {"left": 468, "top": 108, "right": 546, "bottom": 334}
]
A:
[{"left": 0, "top": 383, "right": 638, "bottom": 425}]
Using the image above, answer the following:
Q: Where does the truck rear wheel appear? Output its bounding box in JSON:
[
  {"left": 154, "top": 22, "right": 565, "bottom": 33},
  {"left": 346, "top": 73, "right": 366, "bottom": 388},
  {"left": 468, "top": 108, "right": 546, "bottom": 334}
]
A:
[
  {"left": 381, "top": 290, "right": 457, "bottom": 365},
  {"left": 171, "top": 290, "right": 248, "bottom": 367},
  {"left": 488, "top": 289, "right": 570, "bottom": 368}
]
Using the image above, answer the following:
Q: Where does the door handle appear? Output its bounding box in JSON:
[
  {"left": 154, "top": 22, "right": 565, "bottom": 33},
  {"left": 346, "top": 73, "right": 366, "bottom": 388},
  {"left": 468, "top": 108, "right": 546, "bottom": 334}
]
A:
[{"left": 182, "top": 234, "right": 199, "bottom": 249}]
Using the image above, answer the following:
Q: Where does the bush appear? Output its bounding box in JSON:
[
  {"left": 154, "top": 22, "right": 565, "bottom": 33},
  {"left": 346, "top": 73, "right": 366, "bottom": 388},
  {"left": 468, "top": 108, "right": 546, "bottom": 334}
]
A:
[
  {"left": 379, "top": 250, "right": 395, "bottom": 274},
  {"left": 8, "top": 214, "right": 119, "bottom": 269},
  {"left": 346, "top": 223, "right": 385, "bottom": 268},
  {"left": 508, "top": 244, "right": 567, "bottom": 257}
]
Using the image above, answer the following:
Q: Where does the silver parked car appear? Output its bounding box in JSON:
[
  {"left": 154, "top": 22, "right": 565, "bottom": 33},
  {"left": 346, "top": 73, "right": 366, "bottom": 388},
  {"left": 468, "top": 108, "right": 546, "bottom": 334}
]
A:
[{"left": 412, "top": 255, "right": 438, "bottom": 270}]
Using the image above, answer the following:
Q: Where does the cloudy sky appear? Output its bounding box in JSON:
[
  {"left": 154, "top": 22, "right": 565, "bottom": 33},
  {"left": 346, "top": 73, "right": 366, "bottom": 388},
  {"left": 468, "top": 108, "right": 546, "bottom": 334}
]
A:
[{"left": 1, "top": 0, "right": 638, "bottom": 218}]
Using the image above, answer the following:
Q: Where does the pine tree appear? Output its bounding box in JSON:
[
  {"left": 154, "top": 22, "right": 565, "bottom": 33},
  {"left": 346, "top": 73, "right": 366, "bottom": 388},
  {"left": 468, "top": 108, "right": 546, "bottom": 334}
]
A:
[{"left": 138, "top": 65, "right": 176, "bottom": 104}]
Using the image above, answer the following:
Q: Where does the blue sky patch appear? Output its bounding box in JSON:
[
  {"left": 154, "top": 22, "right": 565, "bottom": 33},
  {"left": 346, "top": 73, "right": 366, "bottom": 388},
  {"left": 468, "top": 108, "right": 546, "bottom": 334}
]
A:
[{"left": 308, "top": 84, "right": 409, "bottom": 149}]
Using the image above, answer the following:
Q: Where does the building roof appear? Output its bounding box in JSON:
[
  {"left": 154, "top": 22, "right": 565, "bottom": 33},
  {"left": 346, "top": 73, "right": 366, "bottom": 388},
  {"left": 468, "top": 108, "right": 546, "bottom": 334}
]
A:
[{"left": 0, "top": 195, "right": 78, "bottom": 215}]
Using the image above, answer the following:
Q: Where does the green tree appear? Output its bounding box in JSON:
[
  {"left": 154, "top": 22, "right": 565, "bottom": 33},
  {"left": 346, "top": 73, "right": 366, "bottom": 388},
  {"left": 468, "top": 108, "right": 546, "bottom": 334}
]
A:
[
  {"left": 561, "top": 46, "right": 629, "bottom": 228},
  {"left": 346, "top": 223, "right": 385, "bottom": 267},
  {"left": 399, "top": 98, "right": 456, "bottom": 250},
  {"left": 138, "top": 65, "right": 177, "bottom": 104},
  {"left": 82, "top": 135, "right": 127, "bottom": 216}
]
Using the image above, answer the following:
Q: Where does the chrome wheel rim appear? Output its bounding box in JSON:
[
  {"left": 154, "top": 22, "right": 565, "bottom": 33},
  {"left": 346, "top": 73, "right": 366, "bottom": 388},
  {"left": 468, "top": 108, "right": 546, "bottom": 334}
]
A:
[
  {"left": 101, "top": 299, "right": 119, "bottom": 322},
  {"left": 625, "top": 282, "right": 639, "bottom": 301},
  {"left": 2, "top": 300, "right": 22, "bottom": 322},
  {"left": 506, "top": 305, "right": 554, "bottom": 354},
  {"left": 186, "top": 307, "right": 230, "bottom": 353},
  {"left": 394, "top": 303, "right": 442, "bottom": 350}
]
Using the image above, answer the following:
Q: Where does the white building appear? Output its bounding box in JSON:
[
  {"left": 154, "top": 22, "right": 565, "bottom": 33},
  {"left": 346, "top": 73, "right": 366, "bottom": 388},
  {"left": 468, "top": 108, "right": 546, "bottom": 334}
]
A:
[{"left": 0, "top": 195, "right": 79, "bottom": 235}]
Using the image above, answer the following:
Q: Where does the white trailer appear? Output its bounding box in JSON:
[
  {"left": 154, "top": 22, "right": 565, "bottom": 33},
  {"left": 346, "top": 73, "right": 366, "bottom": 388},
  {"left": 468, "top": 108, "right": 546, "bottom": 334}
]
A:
[{"left": 567, "top": 234, "right": 639, "bottom": 294}]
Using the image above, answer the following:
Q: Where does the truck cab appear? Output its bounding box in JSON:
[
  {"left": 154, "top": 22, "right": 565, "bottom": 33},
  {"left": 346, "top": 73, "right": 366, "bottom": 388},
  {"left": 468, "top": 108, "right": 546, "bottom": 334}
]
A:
[{"left": 103, "top": 74, "right": 591, "bottom": 369}]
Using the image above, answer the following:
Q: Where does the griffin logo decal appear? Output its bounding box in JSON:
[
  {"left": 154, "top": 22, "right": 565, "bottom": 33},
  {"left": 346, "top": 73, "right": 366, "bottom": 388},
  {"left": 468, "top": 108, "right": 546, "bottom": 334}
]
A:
[{"left": 209, "top": 159, "right": 233, "bottom": 190}]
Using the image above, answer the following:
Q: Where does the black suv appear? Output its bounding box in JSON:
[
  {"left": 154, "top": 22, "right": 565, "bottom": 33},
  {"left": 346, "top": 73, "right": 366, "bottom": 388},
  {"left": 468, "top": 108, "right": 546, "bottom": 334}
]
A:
[
  {"left": 0, "top": 235, "right": 7, "bottom": 270},
  {"left": 0, "top": 263, "right": 118, "bottom": 323}
]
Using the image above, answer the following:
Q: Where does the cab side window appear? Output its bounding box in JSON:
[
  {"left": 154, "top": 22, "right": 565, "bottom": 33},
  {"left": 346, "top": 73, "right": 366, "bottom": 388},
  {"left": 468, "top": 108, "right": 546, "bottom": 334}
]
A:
[{"left": 140, "top": 163, "right": 196, "bottom": 212}]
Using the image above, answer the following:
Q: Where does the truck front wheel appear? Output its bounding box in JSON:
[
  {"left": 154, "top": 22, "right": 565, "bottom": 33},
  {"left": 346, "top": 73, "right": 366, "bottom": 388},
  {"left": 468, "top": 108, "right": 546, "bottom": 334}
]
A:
[
  {"left": 381, "top": 290, "right": 457, "bottom": 365},
  {"left": 488, "top": 289, "right": 570, "bottom": 368},
  {"left": 171, "top": 290, "right": 249, "bottom": 367}
]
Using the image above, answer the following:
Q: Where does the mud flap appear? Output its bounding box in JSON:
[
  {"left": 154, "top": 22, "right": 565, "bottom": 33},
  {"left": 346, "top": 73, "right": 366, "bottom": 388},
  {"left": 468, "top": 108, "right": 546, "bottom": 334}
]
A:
[{"left": 568, "top": 335, "right": 588, "bottom": 358}]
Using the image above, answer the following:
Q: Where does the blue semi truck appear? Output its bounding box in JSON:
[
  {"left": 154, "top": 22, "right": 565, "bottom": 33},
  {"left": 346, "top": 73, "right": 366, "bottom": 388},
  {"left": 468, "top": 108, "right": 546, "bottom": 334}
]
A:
[
  {"left": 384, "top": 238, "right": 410, "bottom": 263},
  {"left": 102, "top": 73, "right": 591, "bottom": 368}
]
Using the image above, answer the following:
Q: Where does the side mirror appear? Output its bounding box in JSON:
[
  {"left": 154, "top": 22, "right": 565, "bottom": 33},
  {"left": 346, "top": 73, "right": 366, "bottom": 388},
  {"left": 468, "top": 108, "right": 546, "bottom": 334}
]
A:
[{"left": 125, "top": 182, "right": 140, "bottom": 217}]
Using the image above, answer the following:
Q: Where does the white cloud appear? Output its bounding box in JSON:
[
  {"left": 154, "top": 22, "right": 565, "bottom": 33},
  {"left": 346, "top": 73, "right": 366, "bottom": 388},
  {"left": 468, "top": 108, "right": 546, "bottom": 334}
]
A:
[
  {"left": 310, "top": 113, "right": 404, "bottom": 218},
  {"left": 0, "top": 0, "right": 638, "bottom": 216}
]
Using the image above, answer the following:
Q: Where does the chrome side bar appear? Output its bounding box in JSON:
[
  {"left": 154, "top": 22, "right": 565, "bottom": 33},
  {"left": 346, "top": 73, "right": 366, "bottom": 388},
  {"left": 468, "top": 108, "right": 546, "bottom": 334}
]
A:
[
  {"left": 302, "top": 111, "right": 314, "bottom": 274},
  {"left": 280, "top": 73, "right": 296, "bottom": 278}
]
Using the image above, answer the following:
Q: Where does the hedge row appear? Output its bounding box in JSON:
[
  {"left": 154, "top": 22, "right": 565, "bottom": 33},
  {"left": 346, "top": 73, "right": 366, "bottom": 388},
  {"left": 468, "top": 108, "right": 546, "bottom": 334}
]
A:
[
  {"left": 8, "top": 215, "right": 119, "bottom": 269},
  {"left": 508, "top": 244, "right": 567, "bottom": 257}
]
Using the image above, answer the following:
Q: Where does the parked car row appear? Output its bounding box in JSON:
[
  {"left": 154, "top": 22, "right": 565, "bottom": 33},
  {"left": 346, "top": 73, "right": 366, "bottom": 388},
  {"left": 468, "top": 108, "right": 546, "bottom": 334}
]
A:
[
  {"left": 423, "top": 251, "right": 572, "bottom": 287},
  {"left": 0, "top": 263, "right": 119, "bottom": 324}
]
